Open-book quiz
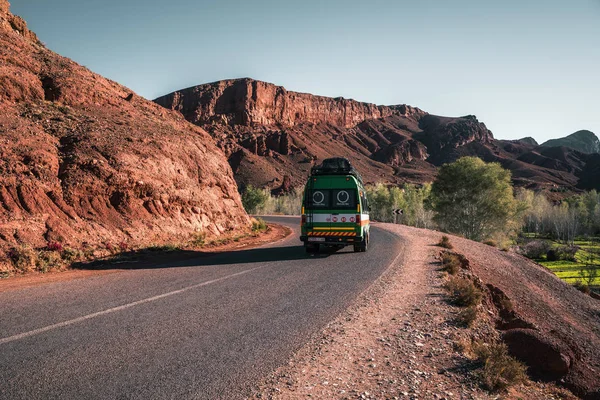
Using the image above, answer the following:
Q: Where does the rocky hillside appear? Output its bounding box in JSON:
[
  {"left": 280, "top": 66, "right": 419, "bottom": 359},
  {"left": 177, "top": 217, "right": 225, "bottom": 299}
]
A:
[
  {"left": 541, "top": 130, "right": 600, "bottom": 154},
  {"left": 155, "top": 79, "right": 599, "bottom": 195},
  {"left": 0, "top": 1, "right": 249, "bottom": 253}
]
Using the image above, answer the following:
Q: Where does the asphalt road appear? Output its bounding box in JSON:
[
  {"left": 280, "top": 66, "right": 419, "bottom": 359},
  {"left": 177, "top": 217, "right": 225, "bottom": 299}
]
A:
[{"left": 0, "top": 217, "right": 404, "bottom": 400}]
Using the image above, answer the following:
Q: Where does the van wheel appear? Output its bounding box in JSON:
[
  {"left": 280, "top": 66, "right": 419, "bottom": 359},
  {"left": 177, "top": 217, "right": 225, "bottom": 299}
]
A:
[
  {"left": 355, "top": 234, "right": 368, "bottom": 253},
  {"left": 361, "top": 234, "right": 368, "bottom": 252}
]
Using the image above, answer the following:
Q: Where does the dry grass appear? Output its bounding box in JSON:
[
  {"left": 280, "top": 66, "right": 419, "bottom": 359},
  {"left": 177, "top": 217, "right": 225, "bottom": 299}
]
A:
[
  {"left": 7, "top": 246, "right": 37, "bottom": 272},
  {"left": 36, "top": 251, "right": 63, "bottom": 272},
  {"left": 457, "top": 305, "right": 478, "bottom": 327},
  {"left": 6, "top": 245, "right": 71, "bottom": 273},
  {"left": 441, "top": 252, "right": 461, "bottom": 275},
  {"left": 437, "top": 235, "right": 453, "bottom": 249},
  {"left": 61, "top": 247, "right": 83, "bottom": 263},
  {"left": 251, "top": 217, "right": 268, "bottom": 232},
  {"left": 189, "top": 231, "right": 206, "bottom": 247},
  {"left": 472, "top": 341, "right": 527, "bottom": 392},
  {"left": 444, "top": 277, "right": 482, "bottom": 307}
]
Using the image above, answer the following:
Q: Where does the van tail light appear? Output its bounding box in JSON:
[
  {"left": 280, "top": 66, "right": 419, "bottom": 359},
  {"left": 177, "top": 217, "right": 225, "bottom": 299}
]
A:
[
  {"left": 301, "top": 215, "right": 306, "bottom": 225},
  {"left": 356, "top": 214, "right": 361, "bottom": 225}
]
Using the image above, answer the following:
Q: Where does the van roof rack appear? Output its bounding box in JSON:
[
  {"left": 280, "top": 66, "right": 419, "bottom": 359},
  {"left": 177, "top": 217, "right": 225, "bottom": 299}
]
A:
[{"left": 310, "top": 157, "right": 363, "bottom": 184}]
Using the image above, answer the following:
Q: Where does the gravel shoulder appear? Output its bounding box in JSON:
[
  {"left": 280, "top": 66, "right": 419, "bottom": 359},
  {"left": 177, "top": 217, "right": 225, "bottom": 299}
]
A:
[{"left": 251, "top": 223, "right": 581, "bottom": 400}]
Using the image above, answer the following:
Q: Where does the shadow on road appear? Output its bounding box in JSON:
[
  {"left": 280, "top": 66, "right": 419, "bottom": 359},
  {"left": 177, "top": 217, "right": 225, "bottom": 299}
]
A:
[{"left": 73, "top": 245, "right": 346, "bottom": 271}]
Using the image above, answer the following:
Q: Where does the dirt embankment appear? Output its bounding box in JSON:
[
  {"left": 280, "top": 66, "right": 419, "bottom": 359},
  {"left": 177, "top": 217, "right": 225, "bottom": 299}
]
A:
[
  {"left": 0, "top": 0, "right": 250, "bottom": 273},
  {"left": 253, "top": 224, "right": 599, "bottom": 399}
]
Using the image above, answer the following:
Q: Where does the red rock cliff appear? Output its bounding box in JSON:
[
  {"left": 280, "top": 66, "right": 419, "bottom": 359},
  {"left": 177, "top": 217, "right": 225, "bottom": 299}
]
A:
[
  {"left": 154, "top": 78, "right": 425, "bottom": 128},
  {"left": 0, "top": 1, "right": 250, "bottom": 260}
]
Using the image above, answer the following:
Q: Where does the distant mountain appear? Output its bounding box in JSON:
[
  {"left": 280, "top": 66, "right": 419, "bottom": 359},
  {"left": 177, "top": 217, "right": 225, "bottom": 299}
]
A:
[
  {"left": 154, "top": 79, "right": 600, "bottom": 196},
  {"left": 541, "top": 130, "right": 600, "bottom": 154},
  {"left": 514, "top": 137, "right": 539, "bottom": 146}
]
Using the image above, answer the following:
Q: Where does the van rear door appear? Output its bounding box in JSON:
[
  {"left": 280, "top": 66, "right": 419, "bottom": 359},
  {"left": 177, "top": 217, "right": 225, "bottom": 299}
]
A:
[
  {"left": 330, "top": 188, "right": 358, "bottom": 237},
  {"left": 307, "top": 188, "right": 331, "bottom": 239}
]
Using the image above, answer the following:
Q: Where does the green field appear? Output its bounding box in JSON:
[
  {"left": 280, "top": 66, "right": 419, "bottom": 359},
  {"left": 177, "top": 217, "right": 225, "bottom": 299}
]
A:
[{"left": 535, "top": 239, "right": 600, "bottom": 287}]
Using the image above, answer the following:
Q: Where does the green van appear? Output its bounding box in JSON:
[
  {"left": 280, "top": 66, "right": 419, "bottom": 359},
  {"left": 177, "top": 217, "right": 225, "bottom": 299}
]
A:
[{"left": 300, "top": 158, "right": 370, "bottom": 253}]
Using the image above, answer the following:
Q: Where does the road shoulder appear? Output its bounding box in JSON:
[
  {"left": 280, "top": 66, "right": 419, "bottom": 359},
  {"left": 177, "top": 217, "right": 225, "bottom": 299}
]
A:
[{"left": 251, "top": 224, "right": 574, "bottom": 400}]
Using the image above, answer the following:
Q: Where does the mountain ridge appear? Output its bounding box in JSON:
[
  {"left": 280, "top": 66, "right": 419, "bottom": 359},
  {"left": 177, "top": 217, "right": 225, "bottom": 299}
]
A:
[
  {"left": 154, "top": 78, "right": 599, "bottom": 196},
  {"left": 541, "top": 130, "right": 600, "bottom": 154},
  {"left": 154, "top": 77, "right": 426, "bottom": 129}
]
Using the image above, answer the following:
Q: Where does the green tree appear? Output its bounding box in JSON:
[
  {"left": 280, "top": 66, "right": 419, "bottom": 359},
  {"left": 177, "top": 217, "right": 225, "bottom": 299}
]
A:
[
  {"left": 366, "top": 183, "right": 396, "bottom": 222},
  {"left": 431, "top": 157, "right": 517, "bottom": 241},
  {"left": 241, "top": 185, "right": 268, "bottom": 214},
  {"left": 403, "top": 183, "right": 434, "bottom": 228}
]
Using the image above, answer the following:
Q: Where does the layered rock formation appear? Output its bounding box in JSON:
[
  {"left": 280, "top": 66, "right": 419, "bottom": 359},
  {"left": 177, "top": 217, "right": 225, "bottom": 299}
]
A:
[
  {"left": 155, "top": 79, "right": 599, "bottom": 195},
  {"left": 0, "top": 1, "right": 249, "bottom": 252},
  {"left": 155, "top": 78, "right": 425, "bottom": 128}
]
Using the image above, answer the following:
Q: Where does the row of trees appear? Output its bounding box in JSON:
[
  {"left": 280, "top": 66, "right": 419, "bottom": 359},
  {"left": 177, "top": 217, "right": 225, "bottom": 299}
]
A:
[
  {"left": 362, "top": 157, "right": 521, "bottom": 242},
  {"left": 518, "top": 189, "right": 600, "bottom": 244},
  {"left": 241, "top": 185, "right": 302, "bottom": 215},
  {"left": 365, "top": 183, "right": 435, "bottom": 229},
  {"left": 240, "top": 157, "right": 600, "bottom": 243}
]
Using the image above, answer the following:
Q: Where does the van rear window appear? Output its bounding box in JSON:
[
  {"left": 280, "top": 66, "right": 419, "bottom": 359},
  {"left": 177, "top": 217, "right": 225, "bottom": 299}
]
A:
[
  {"left": 306, "top": 189, "right": 330, "bottom": 208},
  {"left": 332, "top": 189, "right": 356, "bottom": 209},
  {"left": 305, "top": 189, "right": 357, "bottom": 210}
]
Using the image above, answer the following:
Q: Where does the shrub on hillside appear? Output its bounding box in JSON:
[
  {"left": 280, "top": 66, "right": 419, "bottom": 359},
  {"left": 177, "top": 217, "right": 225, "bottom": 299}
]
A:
[
  {"left": 546, "top": 249, "right": 558, "bottom": 261},
  {"left": 444, "top": 277, "right": 482, "bottom": 307},
  {"left": 61, "top": 247, "right": 82, "bottom": 263},
  {"left": 457, "top": 305, "right": 478, "bottom": 327},
  {"left": 7, "top": 246, "right": 37, "bottom": 272},
  {"left": 190, "top": 231, "right": 206, "bottom": 247},
  {"left": 252, "top": 217, "right": 267, "bottom": 232},
  {"left": 472, "top": 342, "right": 527, "bottom": 391},
  {"left": 438, "top": 235, "right": 453, "bottom": 249},
  {"left": 441, "top": 252, "right": 461, "bottom": 275},
  {"left": 46, "top": 241, "right": 64, "bottom": 252},
  {"left": 36, "top": 251, "right": 63, "bottom": 272},
  {"left": 519, "top": 240, "right": 551, "bottom": 259},
  {"left": 578, "top": 264, "right": 598, "bottom": 287}
]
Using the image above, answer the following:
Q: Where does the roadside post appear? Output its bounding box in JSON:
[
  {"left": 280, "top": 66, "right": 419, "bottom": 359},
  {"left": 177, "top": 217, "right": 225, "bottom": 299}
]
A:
[{"left": 393, "top": 208, "right": 403, "bottom": 224}]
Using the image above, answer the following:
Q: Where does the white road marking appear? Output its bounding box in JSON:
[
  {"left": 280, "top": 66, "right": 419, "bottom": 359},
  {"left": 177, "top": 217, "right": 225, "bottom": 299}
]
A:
[{"left": 0, "top": 266, "right": 264, "bottom": 346}]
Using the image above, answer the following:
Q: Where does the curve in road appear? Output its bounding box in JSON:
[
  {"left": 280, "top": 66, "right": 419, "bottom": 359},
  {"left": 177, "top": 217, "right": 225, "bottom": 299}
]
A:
[{"left": 0, "top": 216, "right": 404, "bottom": 399}]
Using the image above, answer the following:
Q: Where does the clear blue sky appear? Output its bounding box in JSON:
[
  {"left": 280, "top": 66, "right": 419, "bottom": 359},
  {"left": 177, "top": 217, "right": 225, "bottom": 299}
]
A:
[{"left": 11, "top": 0, "right": 600, "bottom": 142}]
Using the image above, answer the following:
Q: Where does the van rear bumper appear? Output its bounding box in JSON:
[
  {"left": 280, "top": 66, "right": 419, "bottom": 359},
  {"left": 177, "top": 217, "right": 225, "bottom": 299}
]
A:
[{"left": 300, "top": 235, "right": 362, "bottom": 244}]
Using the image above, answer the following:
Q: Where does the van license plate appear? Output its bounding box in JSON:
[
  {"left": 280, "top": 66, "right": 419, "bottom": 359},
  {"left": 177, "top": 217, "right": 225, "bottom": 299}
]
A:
[{"left": 308, "top": 237, "right": 325, "bottom": 242}]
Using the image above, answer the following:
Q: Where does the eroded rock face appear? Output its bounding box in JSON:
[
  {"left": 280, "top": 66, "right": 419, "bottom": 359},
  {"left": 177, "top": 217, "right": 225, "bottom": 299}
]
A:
[
  {"left": 502, "top": 328, "right": 574, "bottom": 381},
  {"left": 417, "top": 115, "right": 494, "bottom": 157},
  {"left": 486, "top": 284, "right": 537, "bottom": 330},
  {"left": 155, "top": 78, "right": 425, "bottom": 129},
  {"left": 0, "top": 0, "right": 39, "bottom": 43},
  {"left": 0, "top": 2, "right": 249, "bottom": 252},
  {"left": 372, "top": 139, "right": 428, "bottom": 167}
]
